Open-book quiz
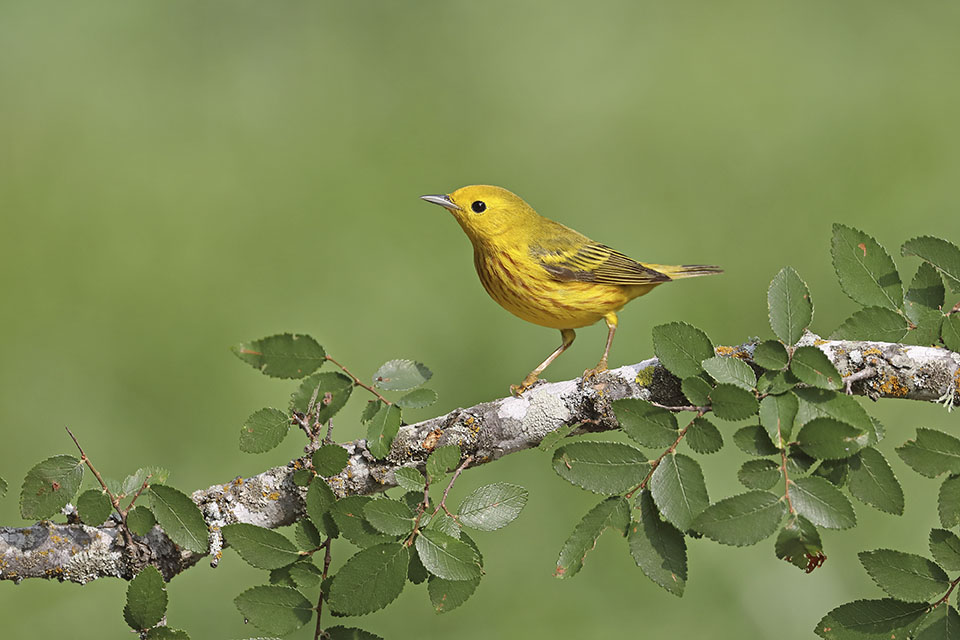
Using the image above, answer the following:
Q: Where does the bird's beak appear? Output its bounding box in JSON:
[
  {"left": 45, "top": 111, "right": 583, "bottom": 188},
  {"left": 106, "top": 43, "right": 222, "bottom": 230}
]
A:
[{"left": 420, "top": 194, "right": 461, "bottom": 211}]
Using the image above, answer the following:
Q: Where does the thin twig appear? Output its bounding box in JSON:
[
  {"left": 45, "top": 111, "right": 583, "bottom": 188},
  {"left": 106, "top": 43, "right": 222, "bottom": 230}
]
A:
[
  {"left": 649, "top": 402, "right": 709, "bottom": 413},
  {"left": 64, "top": 427, "right": 134, "bottom": 546},
  {"left": 405, "top": 476, "right": 433, "bottom": 546},
  {"left": 325, "top": 355, "right": 392, "bottom": 405},
  {"left": 948, "top": 301, "right": 960, "bottom": 316},
  {"left": 431, "top": 456, "right": 474, "bottom": 519},
  {"left": 627, "top": 411, "right": 703, "bottom": 498},
  {"left": 313, "top": 538, "right": 333, "bottom": 640},
  {"left": 124, "top": 476, "right": 152, "bottom": 514},
  {"left": 843, "top": 366, "right": 877, "bottom": 396}
]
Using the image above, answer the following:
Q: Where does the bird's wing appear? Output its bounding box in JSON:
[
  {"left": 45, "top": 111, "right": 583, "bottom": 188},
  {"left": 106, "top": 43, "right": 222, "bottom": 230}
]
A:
[{"left": 531, "top": 228, "right": 671, "bottom": 285}]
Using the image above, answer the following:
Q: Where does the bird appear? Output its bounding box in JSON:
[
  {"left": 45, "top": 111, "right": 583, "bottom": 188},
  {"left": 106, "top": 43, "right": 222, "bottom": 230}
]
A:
[{"left": 421, "top": 185, "right": 722, "bottom": 395}]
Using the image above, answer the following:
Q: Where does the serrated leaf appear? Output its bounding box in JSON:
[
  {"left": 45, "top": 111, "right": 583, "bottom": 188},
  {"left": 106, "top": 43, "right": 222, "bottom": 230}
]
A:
[
  {"left": 917, "top": 606, "right": 960, "bottom": 640},
  {"left": 428, "top": 575, "right": 481, "bottom": 613},
  {"left": 120, "top": 467, "right": 168, "bottom": 498},
  {"left": 789, "top": 476, "right": 856, "bottom": 529},
  {"left": 288, "top": 560, "right": 322, "bottom": 589},
  {"left": 363, "top": 499, "right": 415, "bottom": 536},
  {"left": 709, "top": 383, "right": 759, "bottom": 421},
  {"left": 831, "top": 224, "right": 903, "bottom": 311},
  {"left": 796, "top": 417, "right": 868, "bottom": 460},
  {"left": 124, "top": 566, "right": 167, "bottom": 631},
  {"left": 360, "top": 400, "right": 382, "bottom": 423},
  {"left": 312, "top": 445, "right": 350, "bottom": 477},
  {"left": 794, "top": 388, "right": 880, "bottom": 445},
  {"left": 331, "top": 496, "right": 394, "bottom": 548},
  {"left": 681, "top": 376, "right": 713, "bottom": 406},
  {"left": 847, "top": 448, "right": 904, "bottom": 515},
  {"left": 629, "top": 491, "right": 687, "bottom": 596},
  {"left": 294, "top": 518, "right": 323, "bottom": 551},
  {"left": 815, "top": 598, "right": 928, "bottom": 639},
  {"left": 305, "top": 477, "right": 336, "bottom": 529},
  {"left": 902, "top": 235, "right": 960, "bottom": 293},
  {"left": 425, "top": 511, "right": 461, "bottom": 539},
  {"left": 327, "top": 543, "right": 409, "bottom": 615},
  {"left": 651, "top": 322, "right": 714, "bottom": 378},
  {"left": 222, "top": 523, "right": 300, "bottom": 570},
  {"left": 234, "top": 585, "right": 313, "bottom": 634},
  {"left": 787, "top": 447, "right": 817, "bottom": 476},
  {"left": 733, "top": 425, "right": 779, "bottom": 456},
  {"left": 944, "top": 315, "right": 960, "bottom": 352},
  {"left": 416, "top": 529, "right": 482, "bottom": 580},
  {"left": 693, "top": 491, "right": 785, "bottom": 546},
  {"left": 231, "top": 333, "right": 325, "bottom": 379},
  {"left": 613, "top": 398, "right": 678, "bottom": 448},
  {"left": 930, "top": 529, "right": 960, "bottom": 571},
  {"left": 289, "top": 371, "right": 353, "bottom": 420},
  {"left": 239, "top": 408, "right": 290, "bottom": 454},
  {"left": 373, "top": 359, "right": 432, "bottom": 391},
  {"left": 701, "top": 356, "right": 756, "bottom": 390},
  {"left": 832, "top": 307, "right": 909, "bottom": 342},
  {"left": 759, "top": 392, "right": 799, "bottom": 446},
  {"left": 457, "top": 483, "right": 528, "bottom": 531},
  {"left": 768, "top": 266, "right": 813, "bottom": 346},
  {"left": 145, "top": 628, "right": 189, "bottom": 640},
  {"left": 814, "top": 459, "right": 849, "bottom": 486},
  {"left": 940, "top": 475, "right": 960, "bottom": 528},
  {"left": 538, "top": 424, "right": 575, "bottom": 451},
  {"left": 859, "top": 549, "right": 949, "bottom": 601},
  {"left": 790, "top": 346, "right": 842, "bottom": 390},
  {"left": 397, "top": 388, "right": 439, "bottom": 409},
  {"left": 897, "top": 428, "right": 960, "bottom": 478},
  {"left": 684, "top": 416, "right": 723, "bottom": 454},
  {"left": 77, "top": 489, "right": 113, "bottom": 526},
  {"left": 426, "top": 445, "right": 461, "bottom": 482},
  {"left": 366, "top": 404, "right": 401, "bottom": 459},
  {"left": 127, "top": 506, "right": 157, "bottom": 536},
  {"left": 904, "top": 262, "right": 945, "bottom": 346},
  {"left": 756, "top": 369, "right": 799, "bottom": 395},
  {"left": 775, "top": 514, "right": 823, "bottom": 571},
  {"left": 148, "top": 485, "right": 209, "bottom": 553},
  {"left": 552, "top": 442, "right": 649, "bottom": 495},
  {"left": 19, "top": 455, "right": 83, "bottom": 519},
  {"left": 408, "top": 550, "right": 428, "bottom": 584},
  {"left": 650, "top": 453, "right": 709, "bottom": 531},
  {"left": 326, "top": 626, "right": 386, "bottom": 640},
  {"left": 753, "top": 340, "right": 789, "bottom": 370},
  {"left": 555, "top": 497, "right": 629, "bottom": 578},
  {"left": 738, "top": 459, "right": 781, "bottom": 490},
  {"left": 393, "top": 467, "right": 426, "bottom": 492}
]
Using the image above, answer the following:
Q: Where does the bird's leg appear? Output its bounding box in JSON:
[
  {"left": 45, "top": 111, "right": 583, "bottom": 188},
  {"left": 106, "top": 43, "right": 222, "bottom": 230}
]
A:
[
  {"left": 583, "top": 313, "right": 618, "bottom": 381},
  {"left": 511, "top": 329, "right": 576, "bottom": 396}
]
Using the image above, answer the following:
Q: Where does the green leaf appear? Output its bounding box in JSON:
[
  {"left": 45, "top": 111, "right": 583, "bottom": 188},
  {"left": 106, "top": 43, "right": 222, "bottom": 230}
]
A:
[
  {"left": 289, "top": 371, "right": 353, "bottom": 420},
  {"left": 859, "top": 549, "right": 949, "bottom": 601},
  {"left": 738, "top": 459, "right": 781, "bottom": 490},
  {"left": 815, "top": 599, "right": 928, "bottom": 639},
  {"left": 145, "top": 628, "right": 190, "bottom": 640},
  {"left": 756, "top": 370, "right": 799, "bottom": 395},
  {"left": 789, "top": 476, "right": 856, "bottom": 529},
  {"left": 794, "top": 387, "right": 880, "bottom": 445},
  {"left": 393, "top": 467, "right": 426, "bottom": 492},
  {"left": 326, "top": 626, "right": 386, "bottom": 640},
  {"left": 939, "top": 475, "right": 960, "bottom": 528},
  {"left": 397, "top": 388, "right": 439, "bottom": 409},
  {"left": 119, "top": 467, "right": 168, "bottom": 498},
  {"left": 416, "top": 529, "right": 482, "bottom": 580},
  {"left": 787, "top": 448, "right": 817, "bottom": 476},
  {"left": 231, "top": 333, "right": 325, "bottom": 379},
  {"left": 331, "top": 496, "right": 394, "bottom": 548},
  {"left": 768, "top": 266, "right": 813, "bottom": 345},
  {"left": 148, "top": 485, "right": 209, "bottom": 554},
  {"left": 294, "top": 518, "right": 323, "bottom": 551},
  {"left": 684, "top": 416, "right": 723, "bottom": 455},
  {"left": 629, "top": 491, "right": 687, "bottom": 596},
  {"left": 613, "top": 398, "right": 678, "bottom": 447},
  {"left": 917, "top": 606, "right": 960, "bottom": 640},
  {"left": 680, "top": 376, "right": 713, "bottom": 406},
  {"left": 831, "top": 307, "right": 909, "bottom": 342},
  {"left": 552, "top": 442, "right": 649, "bottom": 495},
  {"left": 701, "top": 356, "right": 756, "bottom": 390},
  {"left": 305, "top": 477, "right": 336, "bottom": 530},
  {"left": 831, "top": 224, "right": 903, "bottom": 311},
  {"left": 239, "top": 408, "right": 290, "bottom": 454},
  {"left": 363, "top": 499, "right": 415, "bottom": 536},
  {"left": 428, "top": 576, "right": 481, "bottom": 613},
  {"left": 327, "top": 543, "right": 409, "bottom": 615},
  {"left": 126, "top": 506, "right": 156, "bottom": 536},
  {"left": 651, "top": 322, "right": 714, "bottom": 378},
  {"left": 19, "top": 455, "right": 83, "bottom": 519},
  {"left": 366, "top": 403, "right": 401, "bottom": 459},
  {"left": 944, "top": 314, "right": 960, "bottom": 352},
  {"left": 814, "top": 459, "right": 849, "bottom": 486},
  {"left": 426, "top": 445, "right": 461, "bottom": 482},
  {"left": 555, "top": 497, "right": 629, "bottom": 579},
  {"left": 709, "top": 383, "right": 759, "bottom": 421},
  {"left": 775, "top": 514, "right": 823, "bottom": 571},
  {"left": 733, "top": 425, "right": 779, "bottom": 456},
  {"left": 77, "top": 489, "right": 112, "bottom": 526},
  {"left": 124, "top": 566, "right": 167, "bottom": 631},
  {"left": 759, "top": 392, "right": 798, "bottom": 446},
  {"left": 796, "top": 417, "right": 868, "bottom": 460},
  {"left": 457, "top": 483, "right": 529, "bottom": 531},
  {"left": 897, "top": 428, "right": 960, "bottom": 478},
  {"left": 360, "top": 400, "right": 382, "bottom": 423},
  {"left": 312, "top": 445, "right": 350, "bottom": 477},
  {"left": 693, "top": 491, "right": 785, "bottom": 546},
  {"left": 222, "top": 523, "right": 300, "bottom": 570},
  {"left": 234, "top": 585, "right": 313, "bottom": 634},
  {"left": 538, "top": 424, "right": 575, "bottom": 451},
  {"left": 790, "top": 346, "right": 842, "bottom": 390},
  {"left": 902, "top": 235, "right": 960, "bottom": 293},
  {"left": 753, "top": 340, "right": 789, "bottom": 371},
  {"left": 408, "top": 550, "right": 428, "bottom": 584},
  {"left": 847, "top": 448, "right": 904, "bottom": 515},
  {"left": 904, "top": 262, "right": 945, "bottom": 346},
  {"left": 425, "top": 511, "right": 461, "bottom": 539},
  {"left": 373, "top": 359, "right": 432, "bottom": 391},
  {"left": 650, "top": 453, "right": 709, "bottom": 531},
  {"left": 287, "top": 560, "right": 322, "bottom": 589},
  {"left": 930, "top": 529, "right": 960, "bottom": 571}
]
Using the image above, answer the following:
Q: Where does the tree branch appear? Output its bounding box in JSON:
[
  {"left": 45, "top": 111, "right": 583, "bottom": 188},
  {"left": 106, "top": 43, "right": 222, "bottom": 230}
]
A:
[{"left": 2, "top": 333, "right": 958, "bottom": 584}]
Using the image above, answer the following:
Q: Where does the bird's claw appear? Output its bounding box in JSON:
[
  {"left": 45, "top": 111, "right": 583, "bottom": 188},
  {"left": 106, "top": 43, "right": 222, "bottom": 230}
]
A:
[
  {"left": 582, "top": 360, "right": 609, "bottom": 382},
  {"left": 510, "top": 374, "right": 542, "bottom": 396}
]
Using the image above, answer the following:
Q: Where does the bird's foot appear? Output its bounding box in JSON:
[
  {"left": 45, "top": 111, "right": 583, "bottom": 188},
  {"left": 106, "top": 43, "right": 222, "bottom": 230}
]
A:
[
  {"left": 582, "top": 359, "right": 609, "bottom": 382},
  {"left": 510, "top": 373, "right": 542, "bottom": 397}
]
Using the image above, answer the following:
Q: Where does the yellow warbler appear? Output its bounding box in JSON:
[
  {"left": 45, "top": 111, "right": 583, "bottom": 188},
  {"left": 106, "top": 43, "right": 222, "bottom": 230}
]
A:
[{"left": 421, "top": 185, "right": 721, "bottom": 395}]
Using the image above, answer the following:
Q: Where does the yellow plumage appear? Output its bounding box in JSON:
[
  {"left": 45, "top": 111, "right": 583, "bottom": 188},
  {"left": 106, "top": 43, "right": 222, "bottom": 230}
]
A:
[{"left": 421, "top": 185, "right": 721, "bottom": 394}]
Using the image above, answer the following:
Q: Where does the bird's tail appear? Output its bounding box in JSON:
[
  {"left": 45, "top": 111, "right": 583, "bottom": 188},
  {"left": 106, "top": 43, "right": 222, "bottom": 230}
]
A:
[{"left": 651, "top": 264, "right": 724, "bottom": 279}]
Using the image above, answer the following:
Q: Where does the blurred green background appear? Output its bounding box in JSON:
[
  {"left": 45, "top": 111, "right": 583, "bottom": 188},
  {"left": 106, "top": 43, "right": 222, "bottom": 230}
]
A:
[{"left": 2, "top": 1, "right": 959, "bottom": 637}]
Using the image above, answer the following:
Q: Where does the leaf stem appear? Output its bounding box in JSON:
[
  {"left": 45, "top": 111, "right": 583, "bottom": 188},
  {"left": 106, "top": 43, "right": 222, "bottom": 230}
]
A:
[
  {"left": 325, "top": 355, "right": 392, "bottom": 405},
  {"left": 313, "top": 537, "right": 333, "bottom": 640},
  {"left": 64, "top": 426, "right": 134, "bottom": 547},
  {"left": 627, "top": 411, "right": 703, "bottom": 498}
]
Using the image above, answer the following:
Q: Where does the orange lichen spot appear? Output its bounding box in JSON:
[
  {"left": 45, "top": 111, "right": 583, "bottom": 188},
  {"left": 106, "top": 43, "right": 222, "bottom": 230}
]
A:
[
  {"left": 215, "top": 550, "right": 223, "bottom": 560},
  {"left": 715, "top": 345, "right": 737, "bottom": 356},
  {"left": 292, "top": 459, "right": 303, "bottom": 469},
  {"left": 878, "top": 374, "right": 908, "bottom": 397},
  {"left": 465, "top": 417, "right": 475, "bottom": 427},
  {"left": 813, "top": 338, "right": 828, "bottom": 346},
  {"left": 422, "top": 428, "right": 444, "bottom": 451},
  {"left": 267, "top": 492, "right": 280, "bottom": 501},
  {"left": 863, "top": 347, "right": 882, "bottom": 356}
]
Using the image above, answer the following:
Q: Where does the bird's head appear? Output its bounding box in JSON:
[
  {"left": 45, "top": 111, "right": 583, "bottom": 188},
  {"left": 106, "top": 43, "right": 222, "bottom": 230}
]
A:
[{"left": 421, "top": 185, "right": 539, "bottom": 244}]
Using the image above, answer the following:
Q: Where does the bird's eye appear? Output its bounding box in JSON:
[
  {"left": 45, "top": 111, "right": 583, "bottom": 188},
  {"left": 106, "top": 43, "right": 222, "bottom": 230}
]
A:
[{"left": 471, "top": 201, "right": 486, "bottom": 213}]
